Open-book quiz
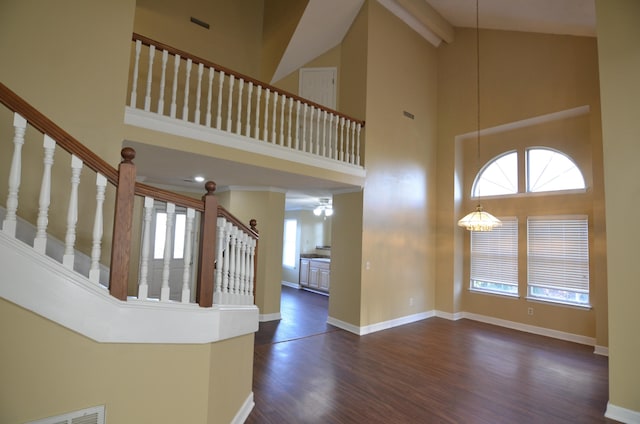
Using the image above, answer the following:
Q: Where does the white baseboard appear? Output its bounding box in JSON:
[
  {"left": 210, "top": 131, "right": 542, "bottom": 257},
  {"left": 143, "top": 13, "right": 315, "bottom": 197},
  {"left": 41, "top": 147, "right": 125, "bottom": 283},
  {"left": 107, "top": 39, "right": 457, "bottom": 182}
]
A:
[
  {"left": 435, "top": 310, "right": 465, "bottom": 321},
  {"left": 281, "top": 280, "right": 300, "bottom": 289},
  {"left": 594, "top": 345, "right": 609, "bottom": 356},
  {"left": 259, "top": 312, "right": 281, "bottom": 322},
  {"left": 231, "top": 392, "right": 254, "bottom": 424},
  {"left": 328, "top": 311, "right": 435, "bottom": 336},
  {"left": 605, "top": 402, "right": 640, "bottom": 423}
]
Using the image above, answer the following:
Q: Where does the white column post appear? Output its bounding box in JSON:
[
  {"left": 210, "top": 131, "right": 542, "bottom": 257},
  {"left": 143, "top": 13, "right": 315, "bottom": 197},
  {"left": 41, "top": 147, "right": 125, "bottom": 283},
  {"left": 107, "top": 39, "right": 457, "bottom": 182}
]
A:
[
  {"left": 157, "top": 49, "right": 168, "bottom": 114},
  {"left": 170, "top": 54, "right": 180, "bottom": 119},
  {"left": 137, "top": 196, "right": 154, "bottom": 300},
  {"left": 245, "top": 81, "right": 253, "bottom": 137},
  {"left": 130, "top": 39, "right": 142, "bottom": 107},
  {"left": 216, "top": 71, "right": 224, "bottom": 129},
  {"left": 160, "top": 202, "right": 175, "bottom": 301},
  {"left": 2, "top": 113, "right": 27, "bottom": 237},
  {"left": 236, "top": 77, "right": 244, "bottom": 135},
  {"left": 254, "top": 85, "right": 262, "bottom": 139},
  {"left": 194, "top": 62, "right": 204, "bottom": 124},
  {"left": 226, "top": 74, "right": 235, "bottom": 132},
  {"left": 63, "top": 155, "right": 83, "bottom": 269},
  {"left": 182, "top": 58, "right": 192, "bottom": 121},
  {"left": 144, "top": 44, "right": 155, "bottom": 112},
  {"left": 181, "top": 208, "right": 195, "bottom": 303},
  {"left": 205, "top": 67, "right": 215, "bottom": 127},
  {"left": 33, "top": 135, "right": 56, "bottom": 254},
  {"left": 89, "top": 173, "right": 107, "bottom": 284}
]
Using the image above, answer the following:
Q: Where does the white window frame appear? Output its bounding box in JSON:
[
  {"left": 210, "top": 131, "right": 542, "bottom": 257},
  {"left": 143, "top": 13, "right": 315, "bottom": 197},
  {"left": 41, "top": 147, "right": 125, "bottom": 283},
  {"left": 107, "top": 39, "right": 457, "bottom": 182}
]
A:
[
  {"left": 282, "top": 219, "right": 298, "bottom": 268},
  {"left": 527, "top": 215, "right": 590, "bottom": 307},
  {"left": 470, "top": 217, "right": 519, "bottom": 297}
]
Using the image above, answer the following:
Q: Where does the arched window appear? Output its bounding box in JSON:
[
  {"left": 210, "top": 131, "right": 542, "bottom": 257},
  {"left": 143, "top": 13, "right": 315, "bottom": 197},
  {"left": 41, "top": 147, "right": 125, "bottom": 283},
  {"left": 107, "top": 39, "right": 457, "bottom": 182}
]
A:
[
  {"left": 472, "top": 151, "right": 517, "bottom": 197},
  {"left": 526, "top": 148, "right": 585, "bottom": 193}
]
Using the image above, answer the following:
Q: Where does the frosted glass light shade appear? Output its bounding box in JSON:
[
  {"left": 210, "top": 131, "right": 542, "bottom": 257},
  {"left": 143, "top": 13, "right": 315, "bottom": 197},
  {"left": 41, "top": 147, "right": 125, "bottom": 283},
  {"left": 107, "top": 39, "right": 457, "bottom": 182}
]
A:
[{"left": 458, "top": 205, "right": 502, "bottom": 231}]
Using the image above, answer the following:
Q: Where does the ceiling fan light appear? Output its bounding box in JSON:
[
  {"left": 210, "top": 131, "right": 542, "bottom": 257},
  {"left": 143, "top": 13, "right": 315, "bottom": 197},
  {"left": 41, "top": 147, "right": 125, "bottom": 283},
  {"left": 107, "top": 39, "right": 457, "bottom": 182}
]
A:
[
  {"left": 458, "top": 205, "right": 502, "bottom": 232},
  {"left": 325, "top": 207, "right": 334, "bottom": 217},
  {"left": 313, "top": 207, "right": 322, "bottom": 216}
]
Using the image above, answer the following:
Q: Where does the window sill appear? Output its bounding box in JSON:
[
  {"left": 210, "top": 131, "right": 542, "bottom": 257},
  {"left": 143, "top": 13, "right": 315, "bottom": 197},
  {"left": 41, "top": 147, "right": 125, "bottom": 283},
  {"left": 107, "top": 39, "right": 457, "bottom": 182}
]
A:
[
  {"left": 469, "top": 288, "right": 520, "bottom": 299},
  {"left": 525, "top": 297, "right": 592, "bottom": 310}
]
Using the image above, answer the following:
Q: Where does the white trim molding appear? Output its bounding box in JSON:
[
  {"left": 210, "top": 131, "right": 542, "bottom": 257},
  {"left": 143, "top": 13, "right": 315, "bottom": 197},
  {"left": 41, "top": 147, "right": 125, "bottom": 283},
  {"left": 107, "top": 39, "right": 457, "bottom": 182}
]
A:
[
  {"left": 259, "top": 312, "right": 282, "bottom": 322},
  {"left": 605, "top": 402, "right": 640, "bottom": 424},
  {"left": 0, "top": 232, "right": 258, "bottom": 344},
  {"left": 231, "top": 392, "right": 255, "bottom": 424},
  {"left": 594, "top": 345, "right": 609, "bottom": 356},
  {"left": 328, "top": 311, "right": 435, "bottom": 336}
]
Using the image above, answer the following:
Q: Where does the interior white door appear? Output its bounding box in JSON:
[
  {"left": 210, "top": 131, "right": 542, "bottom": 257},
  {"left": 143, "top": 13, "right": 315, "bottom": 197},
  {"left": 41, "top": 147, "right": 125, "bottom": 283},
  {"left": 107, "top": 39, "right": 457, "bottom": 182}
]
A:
[{"left": 299, "top": 67, "right": 337, "bottom": 109}]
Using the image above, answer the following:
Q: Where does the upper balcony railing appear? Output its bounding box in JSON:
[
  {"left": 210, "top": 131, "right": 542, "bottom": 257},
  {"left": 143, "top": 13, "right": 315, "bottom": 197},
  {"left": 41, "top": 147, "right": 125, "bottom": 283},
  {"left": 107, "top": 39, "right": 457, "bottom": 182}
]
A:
[{"left": 128, "top": 33, "right": 365, "bottom": 167}]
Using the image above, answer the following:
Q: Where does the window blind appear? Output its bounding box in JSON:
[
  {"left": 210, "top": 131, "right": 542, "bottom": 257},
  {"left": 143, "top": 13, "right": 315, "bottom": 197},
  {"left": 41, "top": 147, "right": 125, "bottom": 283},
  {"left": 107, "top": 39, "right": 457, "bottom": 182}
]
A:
[
  {"left": 470, "top": 217, "right": 518, "bottom": 294},
  {"left": 527, "top": 216, "right": 589, "bottom": 304}
]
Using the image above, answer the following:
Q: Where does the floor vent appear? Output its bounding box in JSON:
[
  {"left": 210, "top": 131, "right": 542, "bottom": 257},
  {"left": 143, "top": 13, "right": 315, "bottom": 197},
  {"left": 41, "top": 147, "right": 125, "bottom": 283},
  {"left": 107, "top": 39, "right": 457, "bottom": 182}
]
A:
[{"left": 27, "top": 405, "right": 105, "bottom": 424}]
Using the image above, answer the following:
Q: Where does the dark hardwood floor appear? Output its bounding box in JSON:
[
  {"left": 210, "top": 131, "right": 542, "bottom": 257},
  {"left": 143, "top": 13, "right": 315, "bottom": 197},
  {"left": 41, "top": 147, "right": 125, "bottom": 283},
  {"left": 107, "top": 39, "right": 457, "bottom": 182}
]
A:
[{"left": 247, "top": 286, "right": 614, "bottom": 423}]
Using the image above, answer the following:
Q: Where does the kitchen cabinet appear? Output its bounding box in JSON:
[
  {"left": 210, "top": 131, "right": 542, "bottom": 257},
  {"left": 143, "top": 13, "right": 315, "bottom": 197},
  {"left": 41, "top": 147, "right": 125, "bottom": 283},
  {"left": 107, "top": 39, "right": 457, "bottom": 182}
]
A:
[{"left": 299, "top": 258, "right": 330, "bottom": 293}]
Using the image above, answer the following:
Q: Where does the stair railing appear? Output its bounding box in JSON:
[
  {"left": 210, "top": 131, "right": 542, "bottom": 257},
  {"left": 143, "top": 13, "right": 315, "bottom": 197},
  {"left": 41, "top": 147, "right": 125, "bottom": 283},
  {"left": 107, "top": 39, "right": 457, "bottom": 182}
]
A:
[{"left": 0, "top": 82, "right": 258, "bottom": 307}]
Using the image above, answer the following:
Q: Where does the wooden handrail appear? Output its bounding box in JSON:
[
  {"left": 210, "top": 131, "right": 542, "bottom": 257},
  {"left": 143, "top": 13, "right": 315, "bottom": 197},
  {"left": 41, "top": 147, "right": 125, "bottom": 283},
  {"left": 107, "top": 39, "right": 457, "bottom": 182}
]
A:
[
  {"left": 132, "top": 33, "right": 366, "bottom": 128},
  {"left": 0, "top": 82, "right": 119, "bottom": 184}
]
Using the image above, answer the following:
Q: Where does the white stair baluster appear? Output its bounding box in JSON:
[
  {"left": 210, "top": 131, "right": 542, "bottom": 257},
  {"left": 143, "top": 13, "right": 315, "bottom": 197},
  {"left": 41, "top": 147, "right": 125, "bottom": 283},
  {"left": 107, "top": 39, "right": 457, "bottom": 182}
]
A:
[
  {"left": 321, "top": 110, "right": 328, "bottom": 157},
  {"left": 170, "top": 54, "right": 180, "bottom": 118},
  {"left": 33, "top": 135, "right": 56, "bottom": 254},
  {"left": 226, "top": 74, "right": 235, "bottom": 131},
  {"left": 205, "top": 67, "right": 214, "bottom": 127},
  {"left": 213, "top": 217, "right": 227, "bottom": 304},
  {"left": 294, "top": 100, "right": 301, "bottom": 150},
  {"left": 2, "top": 113, "right": 27, "bottom": 237},
  {"left": 194, "top": 63, "right": 204, "bottom": 124},
  {"left": 236, "top": 77, "right": 244, "bottom": 134},
  {"left": 328, "top": 113, "right": 335, "bottom": 159},
  {"left": 216, "top": 71, "right": 224, "bottom": 129},
  {"left": 333, "top": 114, "right": 340, "bottom": 160},
  {"left": 130, "top": 39, "right": 142, "bottom": 107},
  {"left": 181, "top": 208, "right": 195, "bottom": 303},
  {"left": 62, "top": 155, "right": 83, "bottom": 269},
  {"left": 222, "top": 221, "right": 233, "bottom": 304},
  {"left": 254, "top": 85, "right": 262, "bottom": 139},
  {"left": 248, "top": 238, "right": 256, "bottom": 303},
  {"left": 228, "top": 225, "right": 238, "bottom": 303},
  {"left": 278, "top": 93, "right": 285, "bottom": 146},
  {"left": 157, "top": 49, "right": 168, "bottom": 114},
  {"left": 271, "top": 92, "right": 278, "bottom": 144},
  {"left": 89, "top": 173, "right": 107, "bottom": 284},
  {"left": 237, "top": 233, "right": 246, "bottom": 301},
  {"left": 245, "top": 81, "right": 253, "bottom": 136},
  {"left": 263, "top": 89, "right": 270, "bottom": 142},
  {"left": 137, "top": 196, "right": 154, "bottom": 300},
  {"left": 144, "top": 44, "right": 155, "bottom": 112},
  {"left": 182, "top": 58, "right": 192, "bottom": 121},
  {"left": 160, "top": 202, "right": 175, "bottom": 301}
]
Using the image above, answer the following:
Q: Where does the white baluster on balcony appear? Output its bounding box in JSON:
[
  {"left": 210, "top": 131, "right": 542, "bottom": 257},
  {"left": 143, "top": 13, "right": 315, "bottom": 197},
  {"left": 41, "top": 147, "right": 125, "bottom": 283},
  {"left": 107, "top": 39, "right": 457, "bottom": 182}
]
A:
[
  {"left": 222, "top": 221, "right": 234, "bottom": 304},
  {"left": 157, "top": 49, "right": 168, "bottom": 114},
  {"left": 333, "top": 114, "right": 340, "bottom": 160},
  {"left": 62, "top": 155, "right": 83, "bottom": 269},
  {"left": 263, "top": 88, "right": 270, "bottom": 142},
  {"left": 254, "top": 85, "right": 262, "bottom": 139},
  {"left": 216, "top": 71, "right": 225, "bottom": 129},
  {"left": 286, "top": 97, "right": 293, "bottom": 148},
  {"left": 213, "top": 216, "right": 227, "bottom": 304},
  {"left": 308, "top": 106, "right": 315, "bottom": 152},
  {"left": 160, "top": 202, "right": 175, "bottom": 301},
  {"left": 182, "top": 58, "right": 193, "bottom": 121},
  {"left": 205, "top": 67, "right": 214, "bottom": 127},
  {"left": 89, "top": 173, "right": 107, "bottom": 284},
  {"left": 33, "top": 135, "right": 56, "bottom": 254},
  {"left": 236, "top": 77, "right": 244, "bottom": 135},
  {"left": 278, "top": 93, "right": 285, "bottom": 146},
  {"left": 238, "top": 233, "right": 247, "bottom": 302},
  {"left": 245, "top": 81, "right": 253, "bottom": 136},
  {"left": 144, "top": 45, "right": 155, "bottom": 112},
  {"left": 315, "top": 107, "right": 322, "bottom": 155},
  {"left": 181, "top": 208, "right": 195, "bottom": 303},
  {"left": 226, "top": 74, "right": 235, "bottom": 131},
  {"left": 2, "top": 113, "right": 27, "bottom": 237},
  {"left": 194, "top": 63, "right": 204, "bottom": 124},
  {"left": 356, "top": 123, "right": 362, "bottom": 165},
  {"left": 294, "top": 100, "right": 301, "bottom": 150},
  {"left": 271, "top": 92, "right": 278, "bottom": 144},
  {"left": 339, "top": 117, "right": 346, "bottom": 162},
  {"left": 328, "top": 113, "right": 335, "bottom": 159},
  {"left": 321, "top": 110, "right": 328, "bottom": 157},
  {"left": 302, "top": 104, "right": 308, "bottom": 152},
  {"left": 130, "top": 40, "right": 142, "bottom": 107},
  {"left": 170, "top": 54, "right": 180, "bottom": 118},
  {"left": 349, "top": 120, "right": 356, "bottom": 164},
  {"left": 137, "top": 196, "right": 154, "bottom": 300}
]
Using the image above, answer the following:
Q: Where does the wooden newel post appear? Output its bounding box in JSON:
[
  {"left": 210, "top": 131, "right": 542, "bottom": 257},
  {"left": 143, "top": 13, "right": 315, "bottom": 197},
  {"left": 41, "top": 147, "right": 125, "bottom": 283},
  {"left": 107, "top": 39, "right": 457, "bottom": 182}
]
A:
[
  {"left": 109, "top": 147, "right": 136, "bottom": 301},
  {"left": 197, "top": 181, "right": 218, "bottom": 307}
]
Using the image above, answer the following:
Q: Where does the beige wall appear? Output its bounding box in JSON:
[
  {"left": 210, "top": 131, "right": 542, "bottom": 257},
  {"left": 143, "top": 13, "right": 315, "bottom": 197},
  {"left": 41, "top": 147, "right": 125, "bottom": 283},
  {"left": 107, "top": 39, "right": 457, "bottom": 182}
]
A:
[
  {"left": 135, "top": 0, "right": 265, "bottom": 78},
  {"left": 0, "top": 299, "right": 253, "bottom": 424},
  {"left": 596, "top": 0, "right": 640, "bottom": 414},
  {"left": 358, "top": 0, "right": 438, "bottom": 326},
  {"left": 436, "top": 28, "right": 606, "bottom": 341}
]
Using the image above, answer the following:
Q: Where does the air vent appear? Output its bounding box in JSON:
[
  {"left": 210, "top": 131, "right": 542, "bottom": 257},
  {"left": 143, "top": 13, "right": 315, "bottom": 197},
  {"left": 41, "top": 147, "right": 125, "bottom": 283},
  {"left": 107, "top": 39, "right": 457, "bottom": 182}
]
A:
[{"left": 27, "top": 405, "right": 105, "bottom": 424}]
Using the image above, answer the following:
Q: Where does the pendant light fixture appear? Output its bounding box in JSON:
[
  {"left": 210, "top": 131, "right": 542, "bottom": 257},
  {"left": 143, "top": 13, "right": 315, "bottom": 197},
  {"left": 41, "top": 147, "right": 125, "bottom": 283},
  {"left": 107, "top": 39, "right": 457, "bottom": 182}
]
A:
[{"left": 458, "top": 0, "right": 501, "bottom": 232}]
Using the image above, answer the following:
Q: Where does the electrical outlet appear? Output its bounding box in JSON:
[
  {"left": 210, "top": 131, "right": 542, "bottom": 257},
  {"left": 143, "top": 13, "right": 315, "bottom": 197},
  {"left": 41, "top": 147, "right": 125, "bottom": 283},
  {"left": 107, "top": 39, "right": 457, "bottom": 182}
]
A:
[{"left": 528, "top": 307, "right": 534, "bottom": 316}]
